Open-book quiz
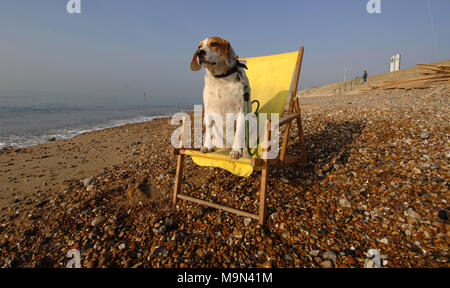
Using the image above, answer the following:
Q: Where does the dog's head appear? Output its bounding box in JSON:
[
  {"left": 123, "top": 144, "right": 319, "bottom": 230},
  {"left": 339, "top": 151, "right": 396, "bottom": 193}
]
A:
[{"left": 190, "top": 37, "right": 237, "bottom": 74}]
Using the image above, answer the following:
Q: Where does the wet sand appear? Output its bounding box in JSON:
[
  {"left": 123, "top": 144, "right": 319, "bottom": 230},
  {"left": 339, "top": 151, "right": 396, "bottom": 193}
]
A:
[{"left": 0, "top": 119, "right": 169, "bottom": 210}]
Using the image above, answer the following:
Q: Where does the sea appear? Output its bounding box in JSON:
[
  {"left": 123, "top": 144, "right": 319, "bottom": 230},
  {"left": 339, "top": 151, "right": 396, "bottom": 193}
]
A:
[{"left": 0, "top": 93, "right": 189, "bottom": 149}]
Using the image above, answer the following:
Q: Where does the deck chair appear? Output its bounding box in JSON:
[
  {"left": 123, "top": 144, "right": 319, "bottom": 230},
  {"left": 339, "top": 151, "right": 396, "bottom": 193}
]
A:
[{"left": 173, "top": 46, "right": 307, "bottom": 225}]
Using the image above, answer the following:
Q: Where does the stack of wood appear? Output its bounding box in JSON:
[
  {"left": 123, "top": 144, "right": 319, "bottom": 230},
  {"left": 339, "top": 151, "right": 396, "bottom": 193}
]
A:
[{"left": 361, "top": 64, "right": 450, "bottom": 92}]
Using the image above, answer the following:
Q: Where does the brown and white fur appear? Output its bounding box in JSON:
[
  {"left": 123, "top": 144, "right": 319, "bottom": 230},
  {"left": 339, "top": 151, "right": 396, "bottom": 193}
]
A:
[{"left": 190, "top": 37, "right": 250, "bottom": 159}]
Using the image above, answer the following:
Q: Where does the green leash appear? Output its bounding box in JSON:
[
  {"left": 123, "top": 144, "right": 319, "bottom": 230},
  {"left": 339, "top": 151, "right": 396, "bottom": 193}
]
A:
[{"left": 243, "top": 85, "right": 260, "bottom": 156}]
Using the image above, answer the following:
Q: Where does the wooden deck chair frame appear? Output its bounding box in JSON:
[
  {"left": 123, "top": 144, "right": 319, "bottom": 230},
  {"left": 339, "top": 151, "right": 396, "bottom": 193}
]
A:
[{"left": 172, "top": 46, "right": 307, "bottom": 225}]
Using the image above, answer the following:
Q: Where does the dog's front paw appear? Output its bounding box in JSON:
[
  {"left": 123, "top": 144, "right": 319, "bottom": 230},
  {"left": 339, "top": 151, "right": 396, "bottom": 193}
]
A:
[
  {"left": 201, "top": 146, "right": 216, "bottom": 153},
  {"left": 229, "top": 150, "right": 242, "bottom": 159}
]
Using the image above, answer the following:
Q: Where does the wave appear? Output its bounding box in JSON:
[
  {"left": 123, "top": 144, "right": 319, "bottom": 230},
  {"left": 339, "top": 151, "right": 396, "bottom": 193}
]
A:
[{"left": 0, "top": 113, "right": 173, "bottom": 149}]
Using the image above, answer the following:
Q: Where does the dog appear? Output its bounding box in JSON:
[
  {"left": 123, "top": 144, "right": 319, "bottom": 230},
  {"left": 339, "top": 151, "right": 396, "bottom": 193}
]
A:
[{"left": 190, "top": 37, "right": 251, "bottom": 159}]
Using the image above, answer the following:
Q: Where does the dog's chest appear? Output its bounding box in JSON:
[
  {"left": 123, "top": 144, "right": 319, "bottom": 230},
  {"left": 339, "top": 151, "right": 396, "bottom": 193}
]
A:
[{"left": 203, "top": 75, "right": 245, "bottom": 113}]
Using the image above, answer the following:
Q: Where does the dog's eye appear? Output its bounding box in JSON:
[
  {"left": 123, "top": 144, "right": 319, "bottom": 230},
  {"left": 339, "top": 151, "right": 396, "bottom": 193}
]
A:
[{"left": 210, "top": 42, "right": 218, "bottom": 47}]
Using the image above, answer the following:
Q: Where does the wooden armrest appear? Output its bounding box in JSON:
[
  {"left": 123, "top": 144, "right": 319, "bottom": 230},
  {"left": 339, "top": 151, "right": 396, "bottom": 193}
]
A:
[{"left": 279, "top": 113, "right": 301, "bottom": 126}]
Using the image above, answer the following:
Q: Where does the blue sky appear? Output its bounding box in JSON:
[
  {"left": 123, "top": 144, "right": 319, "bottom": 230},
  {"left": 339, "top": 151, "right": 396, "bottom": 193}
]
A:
[{"left": 0, "top": 0, "right": 449, "bottom": 106}]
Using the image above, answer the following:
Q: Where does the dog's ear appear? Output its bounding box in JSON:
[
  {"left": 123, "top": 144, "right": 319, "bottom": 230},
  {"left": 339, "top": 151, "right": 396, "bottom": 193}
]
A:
[
  {"left": 224, "top": 41, "right": 236, "bottom": 67},
  {"left": 190, "top": 50, "right": 202, "bottom": 71}
]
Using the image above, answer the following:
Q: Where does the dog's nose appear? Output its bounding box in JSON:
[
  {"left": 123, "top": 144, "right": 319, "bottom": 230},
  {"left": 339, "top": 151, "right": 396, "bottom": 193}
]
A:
[{"left": 196, "top": 49, "right": 206, "bottom": 56}]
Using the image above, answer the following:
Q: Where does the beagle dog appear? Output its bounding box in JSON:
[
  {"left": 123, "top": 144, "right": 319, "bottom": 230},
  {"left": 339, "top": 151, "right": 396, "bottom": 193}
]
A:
[{"left": 190, "top": 37, "right": 251, "bottom": 159}]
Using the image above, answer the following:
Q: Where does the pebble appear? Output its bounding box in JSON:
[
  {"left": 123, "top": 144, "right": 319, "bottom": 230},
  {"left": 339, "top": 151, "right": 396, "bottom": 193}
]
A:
[
  {"left": 243, "top": 218, "right": 252, "bottom": 226},
  {"left": 159, "top": 225, "right": 168, "bottom": 233},
  {"left": 322, "top": 251, "right": 337, "bottom": 262},
  {"left": 444, "top": 151, "right": 450, "bottom": 159},
  {"left": 379, "top": 238, "right": 389, "bottom": 245},
  {"left": 232, "top": 229, "right": 243, "bottom": 239},
  {"left": 3, "top": 257, "right": 16, "bottom": 268},
  {"left": 420, "top": 132, "right": 430, "bottom": 140},
  {"left": 196, "top": 248, "right": 205, "bottom": 257},
  {"left": 98, "top": 254, "right": 109, "bottom": 267},
  {"left": 91, "top": 216, "right": 106, "bottom": 227},
  {"left": 343, "top": 256, "right": 356, "bottom": 265},
  {"left": 405, "top": 208, "right": 420, "bottom": 220},
  {"left": 86, "top": 260, "right": 96, "bottom": 268},
  {"left": 195, "top": 207, "right": 206, "bottom": 217},
  {"left": 24, "top": 228, "right": 37, "bottom": 237},
  {"left": 438, "top": 210, "right": 448, "bottom": 221},
  {"left": 319, "top": 260, "right": 333, "bottom": 268},
  {"left": 420, "top": 163, "right": 430, "bottom": 169},
  {"left": 339, "top": 198, "right": 352, "bottom": 209},
  {"left": 430, "top": 163, "right": 439, "bottom": 170},
  {"left": 83, "top": 178, "right": 94, "bottom": 188}
]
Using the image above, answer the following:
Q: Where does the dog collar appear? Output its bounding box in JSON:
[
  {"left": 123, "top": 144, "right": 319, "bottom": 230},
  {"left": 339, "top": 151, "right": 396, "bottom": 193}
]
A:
[{"left": 213, "top": 61, "right": 248, "bottom": 78}]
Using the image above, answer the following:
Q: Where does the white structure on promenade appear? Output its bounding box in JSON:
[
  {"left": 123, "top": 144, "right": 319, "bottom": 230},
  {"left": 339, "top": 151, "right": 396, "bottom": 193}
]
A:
[{"left": 390, "top": 54, "right": 401, "bottom": 72}]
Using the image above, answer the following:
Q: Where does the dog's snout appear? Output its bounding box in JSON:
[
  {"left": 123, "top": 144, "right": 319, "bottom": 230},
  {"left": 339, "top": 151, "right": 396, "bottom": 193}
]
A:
[{"left": 196, "top": 49, "right": 206, "bottom": 56}]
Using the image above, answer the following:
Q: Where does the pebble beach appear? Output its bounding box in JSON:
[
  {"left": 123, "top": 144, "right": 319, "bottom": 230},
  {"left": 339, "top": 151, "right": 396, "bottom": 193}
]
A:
[{"left": 0, "top": 84, "right": 448, "bottom": 268}]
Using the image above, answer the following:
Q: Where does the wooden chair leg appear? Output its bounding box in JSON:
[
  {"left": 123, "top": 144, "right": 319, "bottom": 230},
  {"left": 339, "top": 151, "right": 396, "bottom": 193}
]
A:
[
  {"left": 259, "top": 119, "right": 271, "bottom": 225},
  {"left": 173, "top": 154, "right": 185, "bottom": 204},
  {"left": 292, "top": 97, "right": 307, "bottom": 165},
  {"left": 259, "top": 162, "right": 269, "bottom": 225},
  {"left": 279, "top": 122, "right": 291, "bottom": 162},
  {"left": 296, "top": 117, "right": 307, "bottom": 165}
]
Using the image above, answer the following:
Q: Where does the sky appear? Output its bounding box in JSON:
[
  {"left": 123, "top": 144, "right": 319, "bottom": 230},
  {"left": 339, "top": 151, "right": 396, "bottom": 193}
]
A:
[{"left": 0, "top": 0, "right": 449, "bottom": 106}]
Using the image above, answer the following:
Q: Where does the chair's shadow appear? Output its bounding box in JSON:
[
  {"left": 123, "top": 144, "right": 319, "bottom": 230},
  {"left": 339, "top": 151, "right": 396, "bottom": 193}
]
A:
[
  {"left": 263, "top": 119, "right": 366, "bottom": 247},
  {"left": 266, "top": 119, "right": 366, "bottom": 209},
  {"left": 284, "top": 119, "right": 366, "bottom": 180}
]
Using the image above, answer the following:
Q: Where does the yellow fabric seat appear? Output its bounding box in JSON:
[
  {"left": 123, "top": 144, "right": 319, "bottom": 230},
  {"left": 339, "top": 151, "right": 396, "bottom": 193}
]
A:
[
  {"left": 185, "top": 149, "right": 255, "bottom": 177},
  {"left": 188, "top": 51, "right": 299, "bottom": 177}
]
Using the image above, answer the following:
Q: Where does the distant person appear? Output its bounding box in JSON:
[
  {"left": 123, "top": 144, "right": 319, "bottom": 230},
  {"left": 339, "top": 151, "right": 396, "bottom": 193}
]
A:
[{"left": 363, "top": 71, "right": 368, "bottom": 83}]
